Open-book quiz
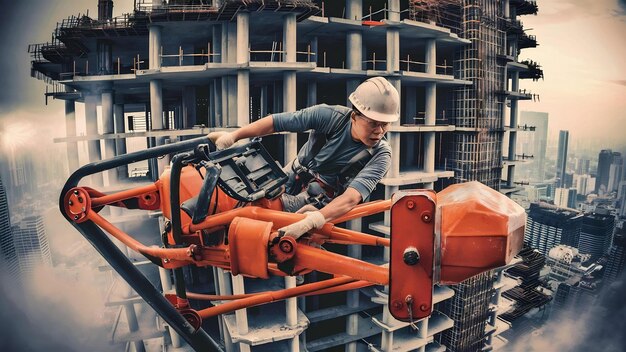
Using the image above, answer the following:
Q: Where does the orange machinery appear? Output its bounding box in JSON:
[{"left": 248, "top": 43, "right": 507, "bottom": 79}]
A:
[{"left": 60, "top": 137, "right": 525, "bottom": 351}]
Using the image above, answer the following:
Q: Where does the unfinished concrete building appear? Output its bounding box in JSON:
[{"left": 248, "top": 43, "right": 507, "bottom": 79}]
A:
[{"left": 29, "top": 0, "right": 541, "bottom": 351}]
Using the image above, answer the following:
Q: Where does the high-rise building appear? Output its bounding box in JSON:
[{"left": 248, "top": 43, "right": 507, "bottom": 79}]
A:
[
  {"left": 518, "top": 111, "right": 549, "bottom": 182},
  {"left": 554, "top": 187, "right": 577, "bottom": 209},
  {"left": 618, "top": 180, "right": 626, "bottom": 218},
  {"left": 0, "top": 176, "right": 20, "bottom": 283},
  {"left": 10, "top": 216, "right": 52, "bottom": 277},
  {"left": 555, "top": 130, "right": 569, "bottom": 188},
  {"left": 574, "top": 174, "right": 593, "bottom": 196},
  {"left": 603, "top": 229, "right": 625, "bottom": 285},
  {"left": 607, "top": 154, "right": 623, "bottom": 193},
  {"left": 578, "top": 213, "right": 614, "bottom": 261},
  {"left": 27, "top": 0, "right": 541, "bottom": 350},
  {"left": 544, "top": 245, "right": 601, "bottom": 314},
  {"left": 596, "top": 149, "right": 614, "bottom": 193},
  {"left": 525, "top": 203, "right": 582, "bottom": 256}
]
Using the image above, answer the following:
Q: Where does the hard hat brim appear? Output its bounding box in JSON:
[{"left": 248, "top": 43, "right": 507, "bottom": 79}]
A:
[{"left": 349, "top": 93, "right": 399, "bottom": 123}]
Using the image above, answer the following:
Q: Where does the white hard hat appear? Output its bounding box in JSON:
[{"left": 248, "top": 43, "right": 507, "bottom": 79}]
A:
[{"left": 348, "top": 77, "right": 400, "bottom": 123}]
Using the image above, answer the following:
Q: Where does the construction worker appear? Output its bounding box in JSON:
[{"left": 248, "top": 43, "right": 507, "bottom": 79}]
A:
[{"left": 209, "top": 77, "right": 399, "bottom": 240}]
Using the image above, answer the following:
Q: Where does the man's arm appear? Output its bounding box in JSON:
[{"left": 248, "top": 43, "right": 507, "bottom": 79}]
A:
[
  {"left": 318, "top": 187, "right": 362, "bottom": 222},
  {"left": 279, "top": 187, "right": 362, "bottom": 239},
  {"left": 231, "top": 115, "right": 275, "bottom": 141},
  {"left": 210, "top": 115, "right": 275, "bottom": 149}
]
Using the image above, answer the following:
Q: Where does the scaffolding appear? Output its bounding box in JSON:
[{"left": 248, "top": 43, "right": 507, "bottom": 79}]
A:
[{"left": 438, "top": 271, "right": 493, "bottom": 352}]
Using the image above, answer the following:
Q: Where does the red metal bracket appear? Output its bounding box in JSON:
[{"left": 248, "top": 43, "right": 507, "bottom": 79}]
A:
[{"left": 389, "top": 190, "right": 436, "bottom": 322}]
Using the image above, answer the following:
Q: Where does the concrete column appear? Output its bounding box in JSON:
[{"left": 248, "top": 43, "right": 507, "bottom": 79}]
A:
[
  {"left": 214, "top": 79, "right": 223, "bottom": 126},
  {"left": 416, "top": 318, "right": 429, "bottom": 352},
  {"left": 508, "top": 71, "right": 519, "bottom": 187},
  {"left": 388, "top": 0, "right": 400, "bottom": 21},
  {"left": 285, "top": 276, "right": 300, "bottom": 351},
  {"left": 149, "top": 25, "right": 162, "bottom": 70},
  {"left": 236, "top": 12, "right": 249, "bottom": 64},
  {"left": 237, "top": 12, "right": 250, "bottom": 128},
  {"left": 232, "top": 275, "right": 251, "bottom": 352},
  {"left": 221, "top": 23, "right": 230, "bottom": 64},
  {"left": 97, "top": 39, "right": 113, "bottom": 74},
  {"left": 212, "top": 25, "right": 222, "bottom": 63},
  {"left": 114, "top": 103, "right": 128, "bottom": 179},
  {"left": 307, "top": 81, "right": 317, "bottom": 106},
  {"left": 284, "top": 13, "right": 297, "bottom": 63},
  {"left": 346, "top": 220, "right": 362, "bottom": 352},
  {"left": 183, "top": 86, "right": 197, "bottom": 128},
  {"left": 216, "top": 268, "right": 234, "bottom": 352},
  {"left": 503, "top": 0, "right": 510, "bottom": 19},
  {"left": 386, "top": 29, "right": 399, "bottom": 72},
  {"left": 283, "top": 73, "right": 297, "bottom": 163},
  {"left": 387, "top": 79, "right": 401, "bottom": 179},
  {"left": 85, "top": 94, "right": 104, "bottom": 186},
  {"left": 426, "top": 39, "right": 436, "bottom": 75},
  {"left": 310, "top": 37, "right": 318, "bottom": 65},
  {"left": 346, "top": 0, "right": 363, "bottom": 20},
  {"left": 150, "top": 81, "right": 164, "bottom": 130},
  {"left": 237, "top": 71, "right": 250, "bottom": 127},
  {"left": 65, "top": 99, "right": 79, "bottom": 173},
  {"left": 101, "top": 89, "right": 117, "bottom": 185},
  {"left": 346, "top": 31, "right": 362, "bottom": 70},
  {"left": 424, "top": 83, "right": 436, "bottom": 189},
  {"left": 404, "top": 86, "right": 417, "bottom": 173},
  {"left": 150, "top": 79, "right": 165, "bottom": 178}
]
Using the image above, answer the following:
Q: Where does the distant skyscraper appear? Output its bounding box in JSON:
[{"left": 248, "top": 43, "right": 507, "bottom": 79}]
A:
[
  {"left": 525, "top": 203, "right": 582, "bottom": 256},
  {"left": 555, "top": 131, "right": 569, "bottom": 188},
  {"left": 603, "top": 229, "right": 625, "bottom": 285},
  {"left": 519, "top": 111, "right": 549, "bottom": 182},
  {"left": 554, "top": 188, "right": 577, "bottom": 209},
  {"left": 578, "top": 213, "right": 614, "bottom": 261},
  {"left": 596, "top": 149, "right": 614, "bottom": 193},
  {"left": 575, "top": 158, "right": 590, "bottom": 175},
  {"left": 607, "top": 154, "right": 623, "bottom": 193},
  {"left": 0, "top": 176, "right": 20, "bottom": 283},
  {"left": 11, "top": 216, "right": 52, "bottom": 276},
  {"left": 574, "top": 174, "right": 593, "bottom": 196},
  {"left": 618, "top": 181, "right": 626, "bottom": 218}
]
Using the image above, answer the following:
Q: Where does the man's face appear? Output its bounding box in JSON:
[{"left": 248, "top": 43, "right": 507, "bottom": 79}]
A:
[{"left": 351, "top": 111, "right": 390, "bottom": 147}]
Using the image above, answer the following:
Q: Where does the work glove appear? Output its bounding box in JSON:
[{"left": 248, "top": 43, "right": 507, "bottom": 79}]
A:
[
  {"left": 279, "top": 211, "right": 326, "bottom": 240},
  {"left": 207, "top": 131, "right": 236, "bottom": 150},
  {"left": 296, "top": 204, "right": 319, "bottom": 214}
]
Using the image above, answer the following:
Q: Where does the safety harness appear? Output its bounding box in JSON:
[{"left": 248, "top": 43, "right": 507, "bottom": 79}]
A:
[{"left": 286, "top": 131, "right": 374, "bottom": 200}]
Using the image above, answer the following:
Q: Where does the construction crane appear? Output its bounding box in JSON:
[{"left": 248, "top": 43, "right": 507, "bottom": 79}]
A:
[{"left": 60, "top": 136, "right": 525, "bottom": 351}]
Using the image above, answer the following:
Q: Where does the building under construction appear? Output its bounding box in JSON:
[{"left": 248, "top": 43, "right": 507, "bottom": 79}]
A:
[{"left": 29, "top": 0, "right": 541, "bottom": 351}]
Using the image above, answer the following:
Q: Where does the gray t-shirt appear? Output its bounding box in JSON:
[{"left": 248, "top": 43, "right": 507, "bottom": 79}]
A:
[{"left": 273, "top": 104, "right": 391, "bottom": 201}]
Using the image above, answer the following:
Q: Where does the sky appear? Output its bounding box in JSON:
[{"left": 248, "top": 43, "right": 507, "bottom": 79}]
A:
[{"left": 520, "top": 0, "right": 626, "bottom": 146}]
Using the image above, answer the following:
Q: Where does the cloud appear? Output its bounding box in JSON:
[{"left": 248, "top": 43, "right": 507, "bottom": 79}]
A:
[
  {"left": 508, "top": 272, "right": 626, "bottom": 352},
  {"left": 611, "top": 80, "right": 626, "bottom": 86}
]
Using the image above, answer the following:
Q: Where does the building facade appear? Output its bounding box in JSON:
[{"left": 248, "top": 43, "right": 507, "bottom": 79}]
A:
[
  {"left": 578, "top": 213, "right": 615, "bottom": 261},
  {"left": 525, "top": 202, "right": 582, "bottom": 256}
]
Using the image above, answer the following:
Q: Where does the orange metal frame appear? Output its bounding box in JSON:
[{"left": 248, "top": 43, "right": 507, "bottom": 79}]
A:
[{"left": 64, "top": 182, "right": 393, "bottom": 320}]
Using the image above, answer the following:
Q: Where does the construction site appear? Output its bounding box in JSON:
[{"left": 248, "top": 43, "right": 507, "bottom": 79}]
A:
[{"left": 28, "top": 0, "right": 542, "bottom": 351}]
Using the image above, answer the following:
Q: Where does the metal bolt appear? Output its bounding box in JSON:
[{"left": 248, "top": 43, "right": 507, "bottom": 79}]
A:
[
  {"left": 279, "top": 240, "right": 294, "bottom": 253},
  {"left": 73, "top": 190, "right": 79, "bottom": 195},
  {"left": 73, "top": 215, "right": 79, "bottom": 220},
  {"left": 78, "top": 197, "right": 83, "bottom": 203},
  {"left": 403, "top": 247, "right": 420, "bottom": 266},
  {"left": 421, "top": 212, "right": 432, "bottom": 223},
  {"left": 420, "top": 304, "right": 429, "bottom": 312},
  {"left": 392, "top": 300, "right": 403, "bottom": 310},
  {"left": 68, "top": 200, "right": 73, "bottom": 206},
  {"left": 406, "top": 200, "right": 415, "bottom": 209}
]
